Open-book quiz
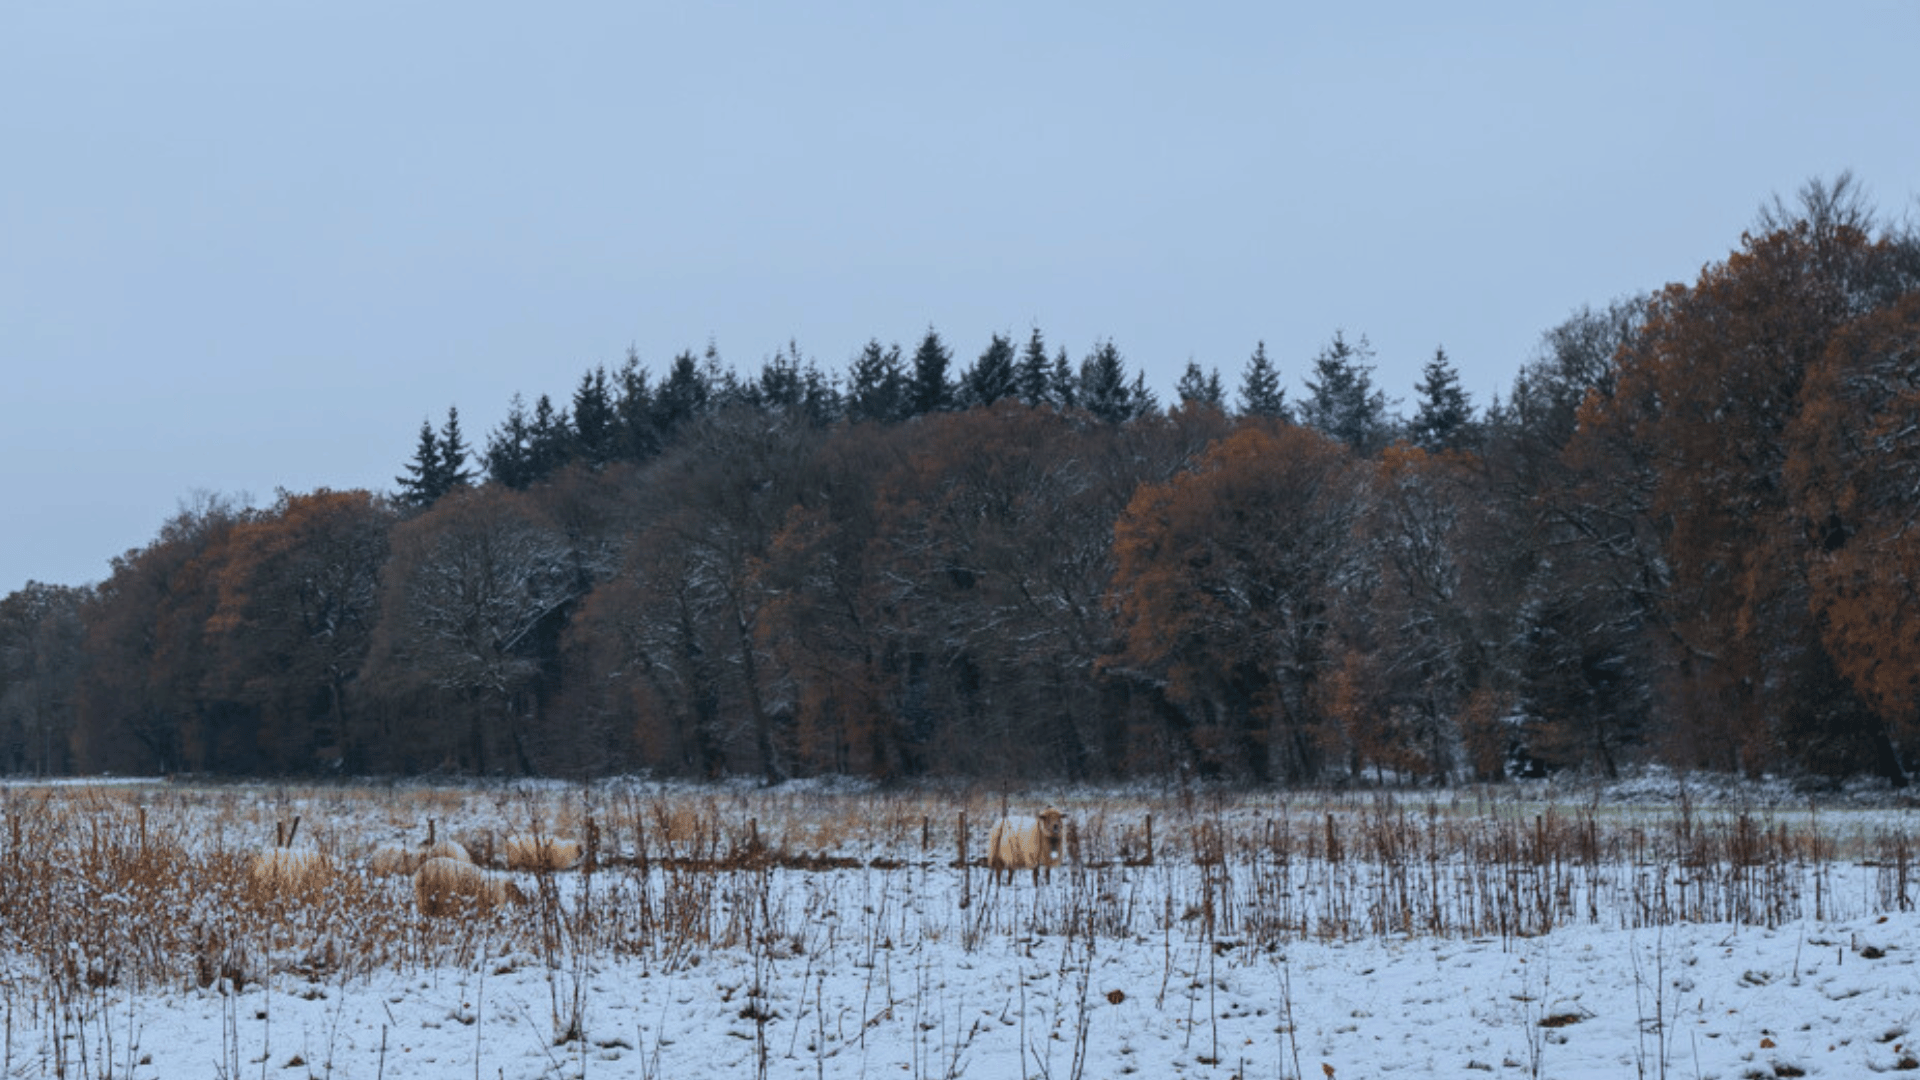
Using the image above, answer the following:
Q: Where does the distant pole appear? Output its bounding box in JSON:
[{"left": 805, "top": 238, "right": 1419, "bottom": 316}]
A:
[{"left": 959, "top": 810, "right": 970, "bottom": 909}]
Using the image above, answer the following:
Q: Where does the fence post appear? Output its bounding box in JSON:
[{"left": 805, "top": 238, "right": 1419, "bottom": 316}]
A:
[{"left": 959, "top": 810, "right": 971, "bottom": 909}]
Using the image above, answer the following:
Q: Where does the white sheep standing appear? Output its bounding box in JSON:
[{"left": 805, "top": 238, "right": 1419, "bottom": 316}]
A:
[
  {"left": 413, "top": 856, "right": 526, "bottom": 917},
  {"left": 987, "top": 806, "right": 1067, "bottom": 885}
]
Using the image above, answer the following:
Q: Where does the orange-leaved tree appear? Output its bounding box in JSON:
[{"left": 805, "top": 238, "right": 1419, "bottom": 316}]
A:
[
  {"left": 1578, "top": 181, "right": 1918, "bottom": 779},
  {"left": 1108, "top": 421, "right": 1363, "bottom": 782},
  {"left": 1786, "top": 291, "right": 1920, "bottom": 753}
]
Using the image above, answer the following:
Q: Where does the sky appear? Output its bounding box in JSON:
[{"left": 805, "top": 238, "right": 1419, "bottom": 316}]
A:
[{"left": 4, "top": 1, "right": 1918, "bottom": 594}]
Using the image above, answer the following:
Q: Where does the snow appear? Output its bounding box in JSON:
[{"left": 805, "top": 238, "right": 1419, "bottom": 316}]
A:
[
  {"left": 18, "top": 877, "right": 1920, "bottom": 1078},
  {"left": 7, "top": 772, "right": 1920, "bottom": 1078}
]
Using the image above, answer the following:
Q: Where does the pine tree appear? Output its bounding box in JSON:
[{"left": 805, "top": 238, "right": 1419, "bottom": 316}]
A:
[
  {"left": 1299, "top": 331, "right": 1389, "bottom": 453},
  {"left": 436, "top": 405, "right": 475, "bottom": 491},
  {"left": 756, "top": 341, "right": 808, "bottom": 413},
  {"left": 485, "top": 394, "right": 537, "bottom": 488},
  {"left": 1237, "top": 341, "right": 1288, "bottom": 419},
  {"left": 846, "top": 339, "right": 907, "bottom": 423},
  {"left": 571, "top": 366, "right": 618, "bottom": 468},
  {"left": 907, "top": 328, "right": 954, "bottom": 417},
  {"left": 1176, "top": 361, "right": 1226, "bottom": 409},
  {"left": 654, "top": 350, "right": 710, "bottom": 441},
  {"left": 614, "top": 349, "right": 659, "bottom": 461},
  {"left": 963, "top": 333, "right": 1019, "bottom": 408},
  {"left": 1050, "top": 347, "right": 1078, "bottom": 410},
  {"left": 526, "top": 394, "right": 573, "bottom": 481},
  {"left": 1079, "top": 339, "right": 1143, "bottom": 424},
  {"left": 1016, "top": 327, "right": 1054, "bottom": 407},
  {"left": 396, "top": 419, "right": 443, "bottom": 507},
  {"left": 1408, "top": 346, "right": 1475, "bottom": 451},
  {"left": 396, "top": 405, "right": 474, "bottom": 507}
]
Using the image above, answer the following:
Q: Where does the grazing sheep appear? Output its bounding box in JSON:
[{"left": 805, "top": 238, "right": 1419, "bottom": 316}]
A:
[
  {"left": 412, "top": 856, "right": 526, "bottom": 917},
  {"left": 246, "top": 848, "right": 332, "bottom": 896},
  {"left": 987, "top": 807, "right": 1067, "bottom": 885},
  {"left": 504, "top": 834, "right": 583, "bottom": 872},
  {"left": 367, "top": 838, "right": 472, "bottom": 877}
]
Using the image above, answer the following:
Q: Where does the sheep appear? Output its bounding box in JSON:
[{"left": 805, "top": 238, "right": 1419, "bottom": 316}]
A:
[
  {"left": 245, "top": 848, "right": 332, "bottom": 897},
  {"left": 412, "top": 856, "right": 526, "bottom": 917},
  {"left": 367, "top": 838, "right": 472, "bottom": 877},
  {"left": 987, "top": 806, "right": 1067, "bottom": 885},
  {"left": 503, "top": 834, "right": 583, "bottom": 872}
]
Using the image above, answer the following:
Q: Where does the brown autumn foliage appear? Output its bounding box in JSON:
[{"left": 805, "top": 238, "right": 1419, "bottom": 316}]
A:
[
  {"left": 1109, "top": 422, "right": 1362, "bottom": 782},
  {"left": 1579, "top": 206, "right": 1920, "bottom": 780},
  {"left": 14, "top": 176, "right": 1919, "bottom": 786},
  {"left": 1785, "top": 292, "right": 1920, "bottom": 745}
]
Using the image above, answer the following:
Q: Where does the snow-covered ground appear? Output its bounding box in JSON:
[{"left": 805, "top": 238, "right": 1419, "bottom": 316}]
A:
[
  {"left": 4, "top": 772, "right": 1918, "bottom": 1079},
  {"left": 20, "top": 902, "right": 1920, "bottom": 1079}
]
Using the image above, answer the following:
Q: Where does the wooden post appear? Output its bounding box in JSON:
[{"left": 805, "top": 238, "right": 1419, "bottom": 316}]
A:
[
  {"left": 286, "top": 815, "right": 300, "bottom": 847},
  {"left": 921, "top": 815, "right": 930, "bottom": 854},
  {"left": 428, "top": 818, "right": 437, "bottom": 847},
  {"left": 1144, "top": 812, "right": 1154, "bottom": 866},
  {"left": 959, "top": 810, "right": 970, "bottom": 909},
  {"left": 275, "top": 820, "right": 285, "bottom": 849}
]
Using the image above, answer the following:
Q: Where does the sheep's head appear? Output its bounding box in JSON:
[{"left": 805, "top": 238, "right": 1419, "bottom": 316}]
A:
[{"left": 1037, "top": 807, "right": 1066, "bottom": 863}]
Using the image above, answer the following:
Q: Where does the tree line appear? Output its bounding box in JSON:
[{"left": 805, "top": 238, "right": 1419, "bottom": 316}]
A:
[{"left": 4, "top": 176, "right": 1916, "bottom": 786}]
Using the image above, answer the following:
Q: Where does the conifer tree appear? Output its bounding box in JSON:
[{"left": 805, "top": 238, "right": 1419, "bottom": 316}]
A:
[
  {"left": 963, "top": 332, "right": 1019, "bottom": 408},
  {"left": 526, "top": 394, "right": 573, "bottom": 481},
  {"left": 614, "top": 350, "right": 659, "bottom": 461},
  {"left": 654, "top": 350, "right": 710, "bottom": 440},
  {"left": 1176, "top": 361, "right": 1226, "bottom": 409},
  {"left": 1299, "top": 331, "right": 1389, "bottom": 453},
  {"left": 1016, "top": 327, "right": 1054, "bottom": 407},
  {"left": 1049, "top": 347, "right": 1078, "bottom": 410},
  {"left": 1408, "top": 346, "right": 1475, "bottom": 451},
  {"left": 846, "top": 339, "right": 907, "bottom": 423},
  {"left": 485, "top": 394, "right": 537, "bottom": 489},
  {"left": 571, "top": 366, "right": 618, "bottom": 468},
  {"left": 396, "top": 406, "right": 474, "bottom": 506},
  {"left": 907, "top": 328, "right": 954, "bottom": 416},
  {"left": 1237, "top": 341, "right": 1288, "bottom": 419},
  {"left": 1079, "top": 340, "right": 1146, "bottom": 424}
]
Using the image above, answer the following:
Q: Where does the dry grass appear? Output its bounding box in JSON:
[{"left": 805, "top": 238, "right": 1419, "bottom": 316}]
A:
[{"left": 0, "top": 778, "right": 1911, "bottom": 1007}]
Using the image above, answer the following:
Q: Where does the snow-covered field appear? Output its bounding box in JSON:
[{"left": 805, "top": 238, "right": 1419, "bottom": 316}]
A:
[{"left": 2, "top": 774, "right": 1917, "bottom": 1079}]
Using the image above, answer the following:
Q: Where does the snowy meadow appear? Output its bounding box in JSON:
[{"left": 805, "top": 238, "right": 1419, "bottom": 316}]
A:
[{"left": 2, "top": 776, "right": 1918, "bottom": 1079}]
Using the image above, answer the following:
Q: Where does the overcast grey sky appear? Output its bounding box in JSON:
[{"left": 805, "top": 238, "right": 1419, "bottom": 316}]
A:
[{"left": 5, "top": 1, "right": 1918, "bottom": 594}]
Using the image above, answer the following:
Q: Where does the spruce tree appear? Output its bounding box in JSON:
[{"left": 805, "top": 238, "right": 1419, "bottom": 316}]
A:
[
  {"left": 1408, "top": 346, "right": 1475, "bottom": 451},
  {"left": 963, "top": 332, "right": 1019, "bottom": 408},
  {"left": 614, "top": 350, "right": 659, "bottom": 461},
  {"left": 653, "top": 350, "right": 710, "bottom": 441},
  {"left": 485, "top": 394, "right": 537, "bottom": 489},
  {"left": 526, "top": 394, "right": 573, "bottom": 481},
  {"left": 907, "top": 328, "right": 953, "bottom": 416},
  {"left": 1176, "top": 360, "right": 1226, "bottom": 409},
  {"left": 1050, "top": 347, "right": 1078, "bottom": 411},
  {"left": 436, "top": 405, "right": 475, "bottom": 491},
  {"left": 395, "top": 419, "right": 443, "bottom": 507},
  {"left": 1237, "top": 341, "right": 1288, "bottom": 419},
  {"left": 397, "top": 405, "right": 474, "bottom": 506},
  {"left": 1299, "top": 331, "right": 1389, "bottom": 453},
  {"left": 846, "top": 339, "right": 907, "bottom": 423},
  {"left": 571, "top": 366, "right": 618, "bottom": 468},
  {"left": 1078, "top": 340, "right": 1142, "bottom": 424},
  {"left": 1016, "top": 327, "right": 1053, "bottom": 407}
]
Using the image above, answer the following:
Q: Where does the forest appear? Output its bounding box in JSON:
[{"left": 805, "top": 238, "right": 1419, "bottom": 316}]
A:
[{"left": 4, "top": 177, "right": 1917, "bottom": 786}]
